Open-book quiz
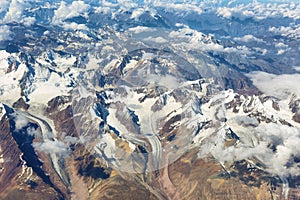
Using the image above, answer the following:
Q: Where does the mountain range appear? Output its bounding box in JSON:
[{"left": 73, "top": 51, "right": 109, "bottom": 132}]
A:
[{"left": 1, "top": 0, "right": 300, "bottom": 199}]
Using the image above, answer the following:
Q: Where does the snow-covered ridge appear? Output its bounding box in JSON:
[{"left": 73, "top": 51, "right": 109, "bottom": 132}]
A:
[
  {"left": 0, "top": 103, "right": 6, "bottom": 120},
  {"left": 0, "top": 50, "right": 74, "bottom": 105},
  {"left": 199, "top": 88, "right": 300, "bottom": 181},
  {"left": 87, "top": 77, "right": 209, "bottom": 172}
]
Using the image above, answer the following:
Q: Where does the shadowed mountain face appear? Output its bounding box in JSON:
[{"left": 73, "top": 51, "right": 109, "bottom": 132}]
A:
[{"left": 1, "top": 1, "right": 300, "bottom": 200}]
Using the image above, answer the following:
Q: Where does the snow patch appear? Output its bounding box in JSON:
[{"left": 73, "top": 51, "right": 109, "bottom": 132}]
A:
[{"left": 28, "top": 72, "right": 72, "bottom": 105}]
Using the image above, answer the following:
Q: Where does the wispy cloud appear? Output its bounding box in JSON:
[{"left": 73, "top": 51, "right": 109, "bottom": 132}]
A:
[
  {"left": 0, "top": 25, "right": 12, "bottom": 41},
  {"left": 11, "top": 112, "right": 29, "bottom": 130},
  {"left": 143, "top": 36, "right": 168, "bottom": 44},
  {"left": 0, "top": 0, "right": 10, "bottom": 14},
  {"left": 33, "top": 140, "right": 70, "bottom": 156},
  {"left": 234, "top": 34, "right": 264, "bottom": 43}
]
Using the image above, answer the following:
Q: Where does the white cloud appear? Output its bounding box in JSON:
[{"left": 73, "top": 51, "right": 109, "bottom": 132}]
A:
[
  {"left": 10, "top": 113, "right": 38, "bottom": 135},
  {"left": 274, "top": 42, "right": 290, "bottom": 55},
  {"left": 94, "top": 6, "right": 112, "bottom": 15},
  {"left": 216, "top": 7, "right": 233, "bottom": 19},
  {"left": 277, "top": 49, "right": 286, "bottom": 55},
  {"left": 275, "top": 42, "right": 288, "bottom": 49},
  {"left": 293, "top": 66, "right": 300, "bottom": 72},
  {"left": 168, "top": 27, "right": 252, "bottom": 56},
  {"left": 153, "top": 2, "right": 203, "bottom": 15},
  {"left": 253, "top": 47, "right": 267, "bottom": 55},
  {"left": 216, "top": 2, "right": 300, "bottom": 21},
  {"left": 63, "top": 135, "right": 79, "bottom": 144},
  {"left": 0, "top": 0, "right": 36, "bottom": 25},
  {"left": 269, "top": 26, "right": 292, "bottom": 34},
  {"left": 143, "top": 36, "right": 168, "bottom": 44},
  {"left": 270, "top": 25, "right": 300, "bottom": 38},
  {"left": 247, "top": 71, "right": 300, "bottom": 99},
  {"left": 2, "top": 0, "right": 25, "bottom": 23},
  {"left": 130, "top": 7, "right": 157, "bottom": 20},
  {"left": 199, "top": 74, "right": 300, "bottom": 178},
  {"left": 101, "top": 0, "right": 119, "bottom": 8},
  {"left": 128, "top": 26, "right": 156, "bottom": 34},
  {"left": 147, "top": 74, "right": 180, "bottom": 89},
  {"left": 63, "top": 135, "right": 92, "bottom": 145},
  {"left": 169, "top": 28, "right": 207, "bottom": 44},
  {"left": 52, "top": 1, "right": 90, "bottom": 25},
  {"left": 26, "top": 126, "right": 38, "bottom": 136},
  {"left": 198, "top": 128, "right": 272, "bottom": 165},
  {"left": 131, "top": 8, "right": 145, "bottom": 19},
  {"left": 22, "top": 16, "right": 36, "bottom": 26},
  {"left": 63, "top": 22, "right": 87, "bottom": 30},
  {"left": 256, "top": 123, "right": 300, "bottom": 177},
  {"left": 0, "top": 0, "right": 10, "bottom": 13},
  {"left": 13, "top": 113, "right": 29, "bottom": 130},
  {"left": 199, "top": 116, "right": 300, "bottom": 177},
  {"left": 117, "top": 0, "right": 138, "bottom": 10},
  {"left": 0, "top": 25, "right": 12, "bottom": 41},
  {"left": 233, "top": 115, "right": 259, "bottom": 127},
  {"left": 234, "top": 34, "right": 264, "bottom": 43},
  {"left": 33, "top": 140, "right": 70, "bottom": 156},
  {"left": 216, "top": 6, "right": 256, "bottom": 20}
]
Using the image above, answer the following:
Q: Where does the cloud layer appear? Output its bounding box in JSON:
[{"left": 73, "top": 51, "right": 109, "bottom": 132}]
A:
[
  {"left": 33, "top": 140, "right": 70, "bottom": 156},
  {"left": 0, "top": 25, "right": 12, "bottom": 41},
  {"left": 52, "top": 1, "right": 90, "bottom": 25},
  {"left": 247, "top": 71, "right": 300, "bottom": 99}
]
